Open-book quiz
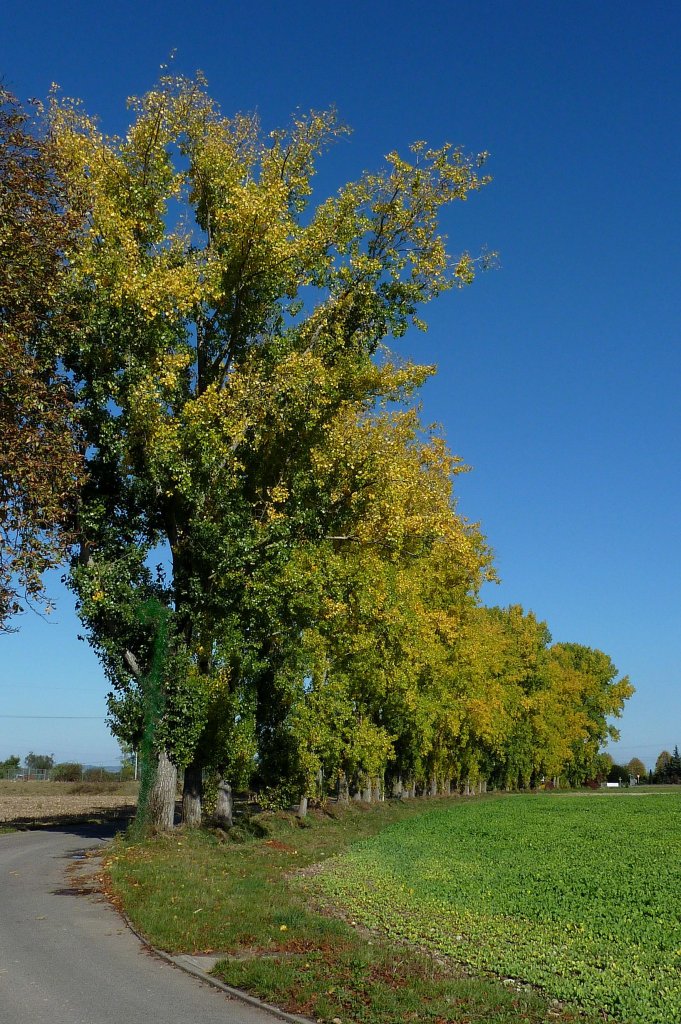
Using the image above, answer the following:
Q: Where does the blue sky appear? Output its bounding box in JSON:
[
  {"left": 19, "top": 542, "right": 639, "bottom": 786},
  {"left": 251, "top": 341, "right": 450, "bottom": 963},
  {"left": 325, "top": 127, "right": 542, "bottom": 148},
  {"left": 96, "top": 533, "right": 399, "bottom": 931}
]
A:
[{"left": 1, "top": 1, "right": 679, "bottom": 770}]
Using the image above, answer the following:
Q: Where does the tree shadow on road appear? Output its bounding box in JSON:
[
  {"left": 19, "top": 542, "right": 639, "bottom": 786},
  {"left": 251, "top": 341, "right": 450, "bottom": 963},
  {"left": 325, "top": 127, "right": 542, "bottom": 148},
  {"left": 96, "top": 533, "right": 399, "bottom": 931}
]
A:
[{"left": 5, "top": 812, "right": 134, "bottom": 841}]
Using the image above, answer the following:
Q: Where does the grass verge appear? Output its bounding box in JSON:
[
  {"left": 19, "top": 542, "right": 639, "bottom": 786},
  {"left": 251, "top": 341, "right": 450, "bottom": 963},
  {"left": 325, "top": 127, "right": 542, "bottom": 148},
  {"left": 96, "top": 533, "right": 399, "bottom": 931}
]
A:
[{"left": 107, "top": 797, "right": 593, "bottom": 1024}]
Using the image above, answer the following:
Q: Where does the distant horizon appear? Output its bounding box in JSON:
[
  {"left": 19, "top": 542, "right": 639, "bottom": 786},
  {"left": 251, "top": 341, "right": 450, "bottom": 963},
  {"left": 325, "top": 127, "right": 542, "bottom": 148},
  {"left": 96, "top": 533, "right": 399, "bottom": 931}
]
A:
[{"left": 0, "top": 692, "right": 671, "bottom": 776}]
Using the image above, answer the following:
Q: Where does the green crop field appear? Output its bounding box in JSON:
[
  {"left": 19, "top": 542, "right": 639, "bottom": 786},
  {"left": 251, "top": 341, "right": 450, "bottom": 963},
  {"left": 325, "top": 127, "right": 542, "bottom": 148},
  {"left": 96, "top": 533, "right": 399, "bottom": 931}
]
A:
[{"left": 305, "top": 791, "right": 681, "bottom": 1024}]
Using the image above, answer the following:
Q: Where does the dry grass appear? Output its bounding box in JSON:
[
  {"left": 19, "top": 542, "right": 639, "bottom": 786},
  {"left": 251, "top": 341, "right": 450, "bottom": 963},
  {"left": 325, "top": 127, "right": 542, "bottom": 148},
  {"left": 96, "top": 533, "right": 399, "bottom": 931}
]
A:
[{"left": 0, "top": 779, "right": 138, "bottom": 825}]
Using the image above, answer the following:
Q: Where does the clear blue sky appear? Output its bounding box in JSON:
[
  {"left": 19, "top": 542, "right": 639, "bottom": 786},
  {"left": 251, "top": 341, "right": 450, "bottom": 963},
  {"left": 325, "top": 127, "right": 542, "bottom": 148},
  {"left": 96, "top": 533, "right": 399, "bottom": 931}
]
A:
[{"left": 1, "top": 1, "right": 679, "bottom": 770}]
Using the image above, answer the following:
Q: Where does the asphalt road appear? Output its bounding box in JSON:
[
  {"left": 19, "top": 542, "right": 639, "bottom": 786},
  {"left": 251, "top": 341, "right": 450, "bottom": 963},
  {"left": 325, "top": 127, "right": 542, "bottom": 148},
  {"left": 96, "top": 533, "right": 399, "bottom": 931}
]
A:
[{"left": 0, "top": 825, "right": 287, "bottom": 1024}]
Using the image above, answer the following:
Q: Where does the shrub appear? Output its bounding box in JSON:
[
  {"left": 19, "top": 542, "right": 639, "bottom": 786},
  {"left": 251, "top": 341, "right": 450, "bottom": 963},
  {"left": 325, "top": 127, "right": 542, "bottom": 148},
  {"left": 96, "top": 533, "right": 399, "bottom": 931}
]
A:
[
  {"left": 607, "top": 764, "right": 630, "bottom": 786},
  {"left": 51, "top": 762, "right": 83, "bottom": 782},
  {"left": 83, "top": 766, "right": 116, "bottom": 782},
  {"left": 67, "top": 781, "right": 121, "bottom": 795}
]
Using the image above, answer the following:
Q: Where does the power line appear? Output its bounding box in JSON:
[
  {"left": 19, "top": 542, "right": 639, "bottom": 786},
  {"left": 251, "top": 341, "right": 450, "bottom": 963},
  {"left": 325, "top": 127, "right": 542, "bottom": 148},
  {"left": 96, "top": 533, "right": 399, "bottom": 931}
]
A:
[{"left": 0, "top": 714, "right": 105, "bottom": 720}]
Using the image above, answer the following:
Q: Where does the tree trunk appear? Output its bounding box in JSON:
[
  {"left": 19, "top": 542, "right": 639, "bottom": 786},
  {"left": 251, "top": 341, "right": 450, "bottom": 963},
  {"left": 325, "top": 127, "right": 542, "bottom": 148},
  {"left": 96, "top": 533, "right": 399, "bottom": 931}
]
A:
[
  {"left": 361, "top": 781, "right": 372, "bottom": 802},
  {"left": 297, "top": 794, "right": 308, "bottom": 819},
  {"left": 429, "top": 777, "right": 438, "bottom": 797},
  {"left": 337, "top": 773, "right": 349, "bottom": 803},
  {"left": 444, "top": 778, "right": 451, "bottom": 796},
  {"left": 182, "top": 761, "right": 203, "bottom": 827},
  {"left": 392, "top": 774, "right": 403, "bottom": 799},
  {"left": 464, "top": 776, "right": 471, "bottom": 796},
  {"left": 214, "top": 778, "right": 233, "bottom": 827},
  {"left": 147, "top": 750, "right": 177, "bottom": 830}
]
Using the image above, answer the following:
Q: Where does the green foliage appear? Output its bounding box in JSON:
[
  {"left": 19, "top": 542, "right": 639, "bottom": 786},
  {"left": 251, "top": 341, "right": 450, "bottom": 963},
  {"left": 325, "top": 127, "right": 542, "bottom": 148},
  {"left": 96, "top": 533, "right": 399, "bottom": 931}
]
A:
[
  {"left": 308, "top": 793, "right": 681, "bottom": 1024},
  {"left": 0, "top": 755, "right": 20, "bottom": 771},
  {"left": 82, "top": 766, "right": 117, "bottom": 781},
  {"left": 51, "top": 762, "right": 83, "bottom": 781},
  {"left": 118, "top": 740, "right": 137, "bottom": 780},
  {"left": 627, "top": 757, "right": 647, "bottom": 779},
  {"left": 654, "top": 749, "right": 672, "bottom": 781},
  {"left": 44, "top": 74, "right": 496, "bottom": 813},
  {"left": 607, "top": 763, "right": 630, "bottom": 785},
  {"left": 669, "top": 746, "right": 681, "bottom": 782},
  {"left": 653, "top": 747, "right": 681, "bottom": 785},
  {"left": 133, "top": 599, "right": 168, "bottom": 829},
  {"left": 255, "top": 785, "right": 299, "bottom": 812},
  {"left": 13, "top": 74, "right": 632, "bottom": 824},
  {"left": 25, "top": 752, "right": 54, "bottom": 772}
]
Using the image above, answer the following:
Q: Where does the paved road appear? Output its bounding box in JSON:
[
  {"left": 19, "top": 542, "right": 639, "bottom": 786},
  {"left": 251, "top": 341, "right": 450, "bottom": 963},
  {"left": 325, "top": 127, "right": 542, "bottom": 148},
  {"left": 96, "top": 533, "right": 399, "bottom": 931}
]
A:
[{"left": 0, "top": 825, "right": 285, "bottom": 1024}]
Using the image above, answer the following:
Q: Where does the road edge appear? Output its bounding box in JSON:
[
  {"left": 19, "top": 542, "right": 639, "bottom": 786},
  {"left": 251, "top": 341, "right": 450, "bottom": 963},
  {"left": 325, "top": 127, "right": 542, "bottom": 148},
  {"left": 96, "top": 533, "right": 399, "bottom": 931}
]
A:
[{"left": 119, "top": 908, "right": 315, "bottom": 1024}]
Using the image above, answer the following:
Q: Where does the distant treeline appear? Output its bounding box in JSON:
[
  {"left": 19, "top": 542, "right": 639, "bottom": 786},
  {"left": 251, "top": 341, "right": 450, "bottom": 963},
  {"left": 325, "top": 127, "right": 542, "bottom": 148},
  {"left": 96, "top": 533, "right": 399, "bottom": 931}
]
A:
[
  {"left": 605, "top": 748, "right": 681, "bottom": 785},
  {"left": 0, "top": 754, "right": 132, "bottom": 782}
]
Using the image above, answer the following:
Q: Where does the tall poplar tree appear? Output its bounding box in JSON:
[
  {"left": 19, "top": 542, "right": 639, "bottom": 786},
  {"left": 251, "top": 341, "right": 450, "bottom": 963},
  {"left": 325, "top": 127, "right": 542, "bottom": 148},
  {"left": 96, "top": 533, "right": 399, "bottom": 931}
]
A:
[{"left": 47, "top": 75, "right": 493, "bottom": 826}]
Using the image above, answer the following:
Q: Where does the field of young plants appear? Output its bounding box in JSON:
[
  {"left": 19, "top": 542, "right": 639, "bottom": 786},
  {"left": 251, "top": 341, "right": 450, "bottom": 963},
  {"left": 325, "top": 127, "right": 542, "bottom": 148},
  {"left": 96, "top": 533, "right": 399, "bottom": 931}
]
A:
[{"left": 306, "top": 791, "right": 681, "bottom": 1024}]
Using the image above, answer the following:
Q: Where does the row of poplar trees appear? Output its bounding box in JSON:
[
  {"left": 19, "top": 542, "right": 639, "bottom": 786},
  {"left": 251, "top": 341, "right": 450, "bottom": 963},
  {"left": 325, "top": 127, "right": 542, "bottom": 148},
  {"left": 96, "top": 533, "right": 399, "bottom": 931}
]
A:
[{"left": 1, "top": 78, "right": 632, "bottom": 829}]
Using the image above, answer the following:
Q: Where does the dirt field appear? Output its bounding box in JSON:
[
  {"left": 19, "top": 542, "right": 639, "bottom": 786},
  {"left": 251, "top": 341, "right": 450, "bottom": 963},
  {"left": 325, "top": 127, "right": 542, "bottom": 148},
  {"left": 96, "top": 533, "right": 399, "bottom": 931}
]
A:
[{"left": 0, "top": 780, "right": 138, "bottom": 826}]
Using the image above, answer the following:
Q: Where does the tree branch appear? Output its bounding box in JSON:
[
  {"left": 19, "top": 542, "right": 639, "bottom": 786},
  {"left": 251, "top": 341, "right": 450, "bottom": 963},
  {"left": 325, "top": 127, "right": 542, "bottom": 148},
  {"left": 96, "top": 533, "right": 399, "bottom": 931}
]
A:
[{"left": 124, "top": 648, "right": 143, "bottom": 679}]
